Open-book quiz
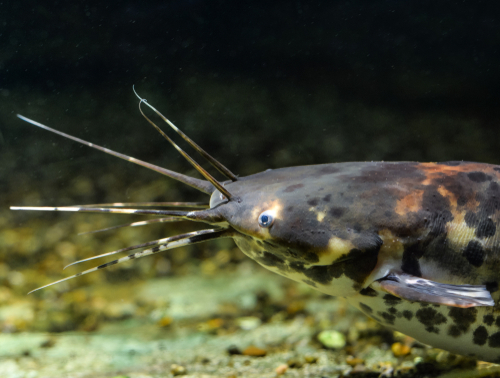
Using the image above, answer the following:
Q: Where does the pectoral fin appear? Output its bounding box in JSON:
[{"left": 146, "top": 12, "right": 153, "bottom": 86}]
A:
[{"left": 373, "top": 273, "right": 495, "bottom": 308}]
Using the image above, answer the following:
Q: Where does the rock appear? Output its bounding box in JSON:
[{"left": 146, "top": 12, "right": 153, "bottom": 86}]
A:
[
  {"left": 391, "top": 342, "right": 411, "bottom": 357},
  {"left": 235, "top": 316, "right": 261, "bottom": 330},
  {"left": 317, "top": 330, "right": 346, "bottom": 349},
  {"left": 275, "top": 364, "right": 288, "bottom": 375},
  {"left": 227, "top": 345, "right": 242, "bottom": 355},
  {"left": 242, "top": 345, "right": 267, "bottom": 357},
  {"left": 170, "top": 364, "right": 187, "bottom": 376}
]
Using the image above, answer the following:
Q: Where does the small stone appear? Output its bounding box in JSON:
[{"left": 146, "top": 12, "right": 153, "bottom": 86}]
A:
[
  {"left": 227, "top": 345, "right": 242, "bottom": 355},
  {"left": 206, "top": 317, "right": 224, "bottom": 329},
  {"left": 242, "top": 345, "right": 267, "bottom": 357},
  {"left": 40, "top": 339, "right": 56, "bottom": 348},
  {"left": 287, "top": 358, "right": 303, "bottom": 368},
  {"left": 317, "top": 330, "right": 346, "bottom": 349},
  {"left": 236, "top": 316, "right": 262, "bottom": 330},
  {"left": 346, "top": 356, "right": 364, "bottom": 366},
  {"left": 286, "top": 300, "right": 305, "bottom": 315},
  {"left": 391, "top": 342, "right": 411, "bottom": 357},
  {"left": 170, "top": 364, "right": 187, "bottom": 376},
  {"left": 304, "top": 355, "right": 318, "bottom": 364},
  {"left": 157, "top": 316, "right": 173, "bottom": 327},
  {"left": 275, "top": 364, "right": 288, "bottom": 375}
]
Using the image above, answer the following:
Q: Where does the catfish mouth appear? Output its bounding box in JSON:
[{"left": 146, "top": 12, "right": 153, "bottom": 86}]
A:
[{"left": 10, "top": 93, "right": 241, "bottom": 293}]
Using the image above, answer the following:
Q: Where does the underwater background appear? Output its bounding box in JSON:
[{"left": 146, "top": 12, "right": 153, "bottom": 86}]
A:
[{"left": 1, "top": 1, "right": 500, "bottom": 377}]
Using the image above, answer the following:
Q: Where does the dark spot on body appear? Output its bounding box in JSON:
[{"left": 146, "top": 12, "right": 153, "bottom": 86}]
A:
[
  {"left": 307, "top": 198, "right": 319, "bottom": 206},
  {"left": 468, "top": 172, "right": 492, "bottom": 183},
  {"left": 448, "top": 325, "right": 462, "bottom": 337},
  {"left": 495, "top": 167, "right": 500, "bottom": 173},
  {"left": 359, "top": 303, "right": 373, "bottom": 314},
  {"left": 322, "top": 194, "right": 331, "bottom": 202},
  {"left": 342, "top": 246, "right": 380, "bottom": 286},
  {"left": 329, "top": 207, "right": 345, "bottom": 218},
  {"left": 302, "top": 279, "right": 317, "bottom": 288},
  {"left": 429, "top": 212, "right": 453, "bottom": 236},
  {"left": 447, "top": 307, "right": 477, "bottom": 337},
  {"left": 259, "top": 252, "right": 286, "bottom": 267},
  {"left": 286, "top": 206, "right": 294, "bottom": 212},
  {"left": 416, "top": 307, "right": 447, "bottom": 334},
  {"left": 474, "top": 326, "right": 489, "bottom": 346},
  {"left": 388, "top": 307, "right": 398, "bottom": 315},
  {"left": 289, "top": 262, "right": 342, "bottom": 285},
  {"left": 488, "top": 332, "right": 500, "bottom": 348},
  {"left": 383, "top": 294, "right": 402, "bottom": 306},
  {"left": 421, "top": 187, "right": 453, "bottom": 235},
  {"left": 359, "top": 287, "right": 378, "bottom": 297},
  {"left": 495, "top": 317, "right": 500, "bottom": 328},
  {"left": 378, "top": 311, "right": 396, "bottom": 325},
  {"left": 283, "top": 183, "right": 304, "bottom": 193},
  {"left": 463, "top": 240, "right": 485, "bottom": 267},
  {"left": 464, "top": 211, "right": 478, "bottom": 227},
  {"left": 476, "top": 218, "right": 496, "bottom": 238},
  {"left": 401, "top": 244, "right": 423, "bottom": 277},
  {"left": 290, "top": 243, "right": 380, "bottom": 289},
  {"left": 477, "top": 181, "right": 500, "bottom": 216},
  {"left": 484, "top": 314, "right": 495, "bottom": 326},
  {"left": 402, "top": 310, "right": 414, "bottom": 321}
]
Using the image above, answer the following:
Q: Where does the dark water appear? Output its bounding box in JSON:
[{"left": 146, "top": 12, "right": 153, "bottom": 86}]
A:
[{"left": 1, "top": 1, "right": 500, "bottom": 376}]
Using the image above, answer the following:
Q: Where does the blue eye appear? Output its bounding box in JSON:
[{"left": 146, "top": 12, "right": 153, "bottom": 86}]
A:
[{"left": 258, "top": 211, "right": 275, "bottom": 228}]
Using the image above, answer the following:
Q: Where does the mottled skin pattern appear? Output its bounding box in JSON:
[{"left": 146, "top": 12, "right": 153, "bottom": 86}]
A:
[{"left": 208, "top": 161, "right": 500, "bottom": 362}]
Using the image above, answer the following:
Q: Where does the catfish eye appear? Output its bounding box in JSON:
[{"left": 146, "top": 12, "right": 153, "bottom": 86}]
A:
[{"left": 258, "top": 210, "right": 275, "bottom": 228}]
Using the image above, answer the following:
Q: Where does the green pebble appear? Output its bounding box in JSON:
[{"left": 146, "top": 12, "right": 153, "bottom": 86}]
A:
[{"left": 317, "top": 330, "right": 346, "bottom": 349}]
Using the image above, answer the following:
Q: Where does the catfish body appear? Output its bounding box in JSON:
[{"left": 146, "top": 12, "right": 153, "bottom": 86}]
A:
[{"left": 215, "top": 161, "right": 500, "bottom": 362}]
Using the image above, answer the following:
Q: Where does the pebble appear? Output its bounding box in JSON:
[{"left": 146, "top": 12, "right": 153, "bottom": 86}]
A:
[
  {"left": 287, "top": 358, "right": 303, "bottom": 368},
  {"left": 242, "top": 345, "right": 267, "bottom": 357},
  {"left": 157, "top": 316, "right": 173, "bottom": 327},
  {"left": 317, "top": 330, "right": 346, "bottom": 349},
  {"left": 275, "top": 364, "right": 288, "bottom": 375},
  {"left": 227, "top": 345, "right": 242, "bottom": 355},
  {"left": 391, "top": 342, "right": 411, "bottom": 357},
  {"left": 236, "top": 316, "right": 262, "bottom": 330},
  {"left": 170, "top": 364, "right": 187, "bottom": 376},
  {"left": 346, "top": 356, "right": 364, "bottom": 366},
  {"left": 304, "top": 355, "right": 317, "bottom": 364}
]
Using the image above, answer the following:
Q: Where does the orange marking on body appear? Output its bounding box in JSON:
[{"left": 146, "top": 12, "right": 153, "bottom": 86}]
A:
[
  {"left": 417, "top": 162, "right": 500, "bottom": 181},
  {"left": 437, "top": 186, "right": 458, "bottom": 211},
  {"left": 395, "top": 190, "right": 424, "bottom": 216}
]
